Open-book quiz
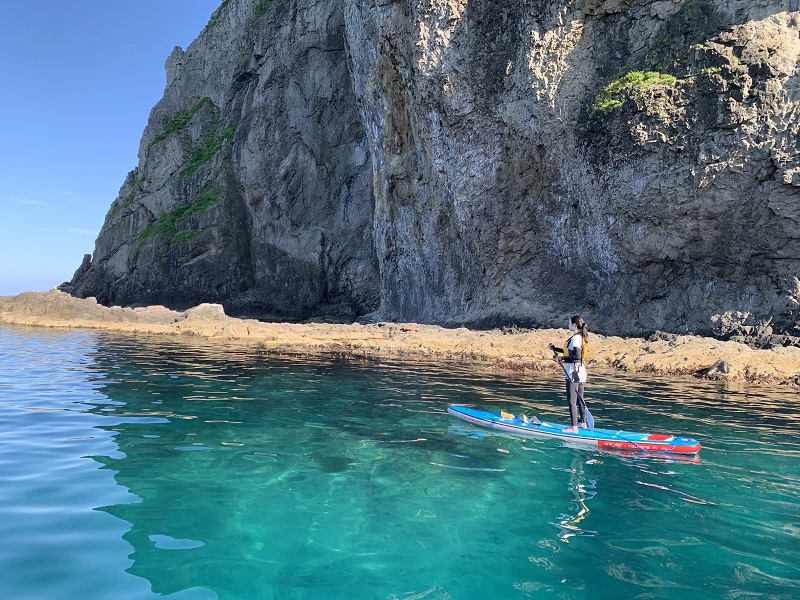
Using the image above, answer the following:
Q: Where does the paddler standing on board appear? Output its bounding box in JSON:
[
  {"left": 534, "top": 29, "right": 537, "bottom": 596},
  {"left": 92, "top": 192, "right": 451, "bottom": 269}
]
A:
[{"left": 549, "top": 315, "right": 590, "bottom": 433}]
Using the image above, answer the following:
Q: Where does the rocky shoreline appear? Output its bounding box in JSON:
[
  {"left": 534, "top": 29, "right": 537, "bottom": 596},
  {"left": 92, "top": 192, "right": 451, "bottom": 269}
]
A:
[{"left": 2, "top": 291, "right": 799, "bottom": 387}]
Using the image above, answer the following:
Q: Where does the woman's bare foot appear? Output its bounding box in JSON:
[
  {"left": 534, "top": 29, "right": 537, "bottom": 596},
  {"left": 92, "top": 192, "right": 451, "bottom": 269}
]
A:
[
  {"left": 563, "top": 426, "right": 579, "bottom": 433},
  {"left": 580, "top": 423, "right": 588, "bottom": 429}
]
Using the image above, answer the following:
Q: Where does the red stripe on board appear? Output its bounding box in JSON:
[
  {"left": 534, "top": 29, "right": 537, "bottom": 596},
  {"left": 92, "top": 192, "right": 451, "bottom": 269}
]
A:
[{"left": 597, "top": 439, "right": 701, "bottom": 454}]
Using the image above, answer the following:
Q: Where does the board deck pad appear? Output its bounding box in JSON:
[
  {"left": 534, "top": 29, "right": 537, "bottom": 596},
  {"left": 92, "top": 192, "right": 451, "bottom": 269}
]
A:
[{"left": 447, "top": 405, "right": 701, "bottom": 455}]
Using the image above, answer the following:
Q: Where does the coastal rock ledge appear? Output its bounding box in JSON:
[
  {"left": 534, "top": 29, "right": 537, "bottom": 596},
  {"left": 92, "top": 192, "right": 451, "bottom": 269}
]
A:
[{"left": 3, "top": 291, "right": 799, "bottom": 386}]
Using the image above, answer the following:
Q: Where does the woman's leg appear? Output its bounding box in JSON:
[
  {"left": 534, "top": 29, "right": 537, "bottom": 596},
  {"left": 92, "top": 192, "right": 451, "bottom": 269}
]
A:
[
  {"left": 566, "top": 379, "right": 579, "bottom": 428},
  {"left": 576, "top": 382, "right": 586, "bottom": 424}
]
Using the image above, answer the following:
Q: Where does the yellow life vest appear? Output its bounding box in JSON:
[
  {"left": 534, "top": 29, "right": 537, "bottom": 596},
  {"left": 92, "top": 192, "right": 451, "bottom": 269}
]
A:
[{"left": 563, "top": 336, "right": 589, "bottom": 362}]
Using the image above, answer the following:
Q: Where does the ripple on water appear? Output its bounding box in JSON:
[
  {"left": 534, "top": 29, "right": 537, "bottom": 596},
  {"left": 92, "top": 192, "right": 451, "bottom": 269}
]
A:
[{"left": 1, "top": 326, "right": 799, "bottom": 600}]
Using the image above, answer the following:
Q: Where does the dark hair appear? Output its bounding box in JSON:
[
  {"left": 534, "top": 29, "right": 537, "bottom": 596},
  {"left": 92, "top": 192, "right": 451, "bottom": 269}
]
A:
[{"left": 571, "top": 315, "right": 589, "bottom": 341}]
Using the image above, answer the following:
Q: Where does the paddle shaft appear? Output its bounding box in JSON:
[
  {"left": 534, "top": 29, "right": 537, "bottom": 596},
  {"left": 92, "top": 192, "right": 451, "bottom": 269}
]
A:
[{"left": 552, "top": 350, "right": 594, "bottom": 430}]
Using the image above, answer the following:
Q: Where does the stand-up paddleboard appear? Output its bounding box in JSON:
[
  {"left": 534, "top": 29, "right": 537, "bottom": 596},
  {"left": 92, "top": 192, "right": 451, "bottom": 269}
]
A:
[{"left": 447, "top": 405, "right": 701, "bottom": 455}]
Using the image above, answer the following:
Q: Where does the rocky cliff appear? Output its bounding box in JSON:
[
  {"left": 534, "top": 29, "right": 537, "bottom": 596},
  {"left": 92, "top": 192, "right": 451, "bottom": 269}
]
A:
[{"left": 63, "top": 0, "right": 800, "bottom": 342}]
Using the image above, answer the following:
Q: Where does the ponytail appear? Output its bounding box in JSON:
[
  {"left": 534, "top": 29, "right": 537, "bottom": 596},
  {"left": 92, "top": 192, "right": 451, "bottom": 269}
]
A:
[{"left": 571, "top": 315, "right": 589, "bottom": 342}]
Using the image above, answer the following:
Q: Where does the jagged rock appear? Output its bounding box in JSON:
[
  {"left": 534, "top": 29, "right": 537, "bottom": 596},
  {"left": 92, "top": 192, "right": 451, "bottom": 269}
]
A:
[
  {"left": 64, "top": 0, "right": 800, "bottom": 340},
  {"left": 712, "top": 309, "right": 800, "bottom": 348},
  {"left": 59, "top": 253, "right": 91, "bottom": 293},
  {"left": 647, "top": 330, "right": 679, "bottom": 345},
  {"left": 165, "top": 46, "right": 185, "bottom": 88},
  {"left": 701, "top": 359, "right": 732, "bottom": 377}
]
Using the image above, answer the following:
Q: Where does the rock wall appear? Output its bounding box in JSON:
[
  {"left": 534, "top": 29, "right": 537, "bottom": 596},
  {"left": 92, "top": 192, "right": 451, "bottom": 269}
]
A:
[
  {"left": 66, "top": 0, "right": 379, "bottom": 321},
  {"left": 64, "top": 0, "right": 800, "bottom": 341}
]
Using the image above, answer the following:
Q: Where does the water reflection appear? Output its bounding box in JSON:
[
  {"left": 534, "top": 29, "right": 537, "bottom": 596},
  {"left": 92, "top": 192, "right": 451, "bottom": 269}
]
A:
[{"left": 553, "top": 455, "right": 598, "bottom": 542}]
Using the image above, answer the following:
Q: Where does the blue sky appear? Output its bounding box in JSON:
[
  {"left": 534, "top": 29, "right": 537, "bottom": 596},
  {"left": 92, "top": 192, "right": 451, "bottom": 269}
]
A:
[{"left": 0, "top": 1, "right": 222, "bottom": 296}]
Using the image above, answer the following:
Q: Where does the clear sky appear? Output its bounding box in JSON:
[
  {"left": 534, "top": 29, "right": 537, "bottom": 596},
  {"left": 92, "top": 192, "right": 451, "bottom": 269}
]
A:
[{"left": 0, "top": 0, "right": 223, "bottom": 296}]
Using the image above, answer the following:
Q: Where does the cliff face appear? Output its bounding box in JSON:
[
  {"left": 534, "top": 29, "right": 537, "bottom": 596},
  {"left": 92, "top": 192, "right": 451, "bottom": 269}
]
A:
[
  {"left": 64, "top": 0, "right": 800, "bottom": 341},
  {"left": 67, "top": 0, "right": 379, "bottom": 321}
]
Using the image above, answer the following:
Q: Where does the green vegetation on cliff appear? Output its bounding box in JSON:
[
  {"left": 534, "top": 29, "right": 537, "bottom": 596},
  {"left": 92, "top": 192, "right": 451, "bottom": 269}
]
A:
[
  {"left": 148, "top": 97, "right": 213, "bottom": 150},
  {"left": 108, "top": 194, "right": 135, "bottom": 219},
  {"left": 137, "top": 183, "right": 223, "bottom": 249},
  {"left": 147, "top": 96, "right": 236, "bottom": 176},
  {"left": 592, "top": 71, "right": 678, "bottom": 113},
  {"left": 250, "top": 0, "right": 274, "bottom": 25},
  {"left": 147, "top": 96, "right": 236, "bottom": 175},
  {"left": 171, "top": 230, "right": 203, "bottom": 245},
  {"left": 182, "top": 120, "right": 236, "bottom": 176},
  {"left": 206, "top": 0, "right": 231, "bottom": 30},
  {"left": 108, "top": 172, "right": 147, "bottom": 220},
  {"left": 130, "top": 174, "right": 146, "bottom": 188}
]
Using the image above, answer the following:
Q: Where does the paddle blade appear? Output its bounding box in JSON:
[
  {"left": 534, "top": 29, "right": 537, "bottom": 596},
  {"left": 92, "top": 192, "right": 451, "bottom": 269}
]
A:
[{"left": 585, "top": 408, "right": 595, "bottom": 431}]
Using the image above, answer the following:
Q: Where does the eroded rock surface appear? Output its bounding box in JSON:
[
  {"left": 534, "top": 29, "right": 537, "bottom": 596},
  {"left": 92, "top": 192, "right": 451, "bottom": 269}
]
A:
[{"left": 63, "top": 0, "right": 800, "bottom": 342}]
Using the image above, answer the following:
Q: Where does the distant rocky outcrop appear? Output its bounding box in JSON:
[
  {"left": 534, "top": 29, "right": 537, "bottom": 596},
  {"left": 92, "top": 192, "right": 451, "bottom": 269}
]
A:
[{"left": 62, "top": 0, "right": 800, "bottom": 342}]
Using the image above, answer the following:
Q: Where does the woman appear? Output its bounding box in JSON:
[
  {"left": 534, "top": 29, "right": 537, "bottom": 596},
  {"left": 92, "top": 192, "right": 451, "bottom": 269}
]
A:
[{"left": 549, "top": 315, "right": 589, "bottom": 433}]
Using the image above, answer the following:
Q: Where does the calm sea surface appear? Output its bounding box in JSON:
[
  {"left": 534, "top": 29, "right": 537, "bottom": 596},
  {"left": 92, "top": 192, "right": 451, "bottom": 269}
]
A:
[{"left": 1, "top": 325, "right": 799, "bottom": 600}]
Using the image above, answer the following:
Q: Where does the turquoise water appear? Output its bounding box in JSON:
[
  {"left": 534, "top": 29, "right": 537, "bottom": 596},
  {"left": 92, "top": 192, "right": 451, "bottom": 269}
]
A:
[{"left": 1, "top": 326, "right": 799, "bottom": 599}]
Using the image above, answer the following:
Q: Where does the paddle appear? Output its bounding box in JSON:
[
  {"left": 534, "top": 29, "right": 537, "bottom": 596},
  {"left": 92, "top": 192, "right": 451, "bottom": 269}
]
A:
[{"left": 550, "top": 348, "right": 595, "bottom": 430}]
